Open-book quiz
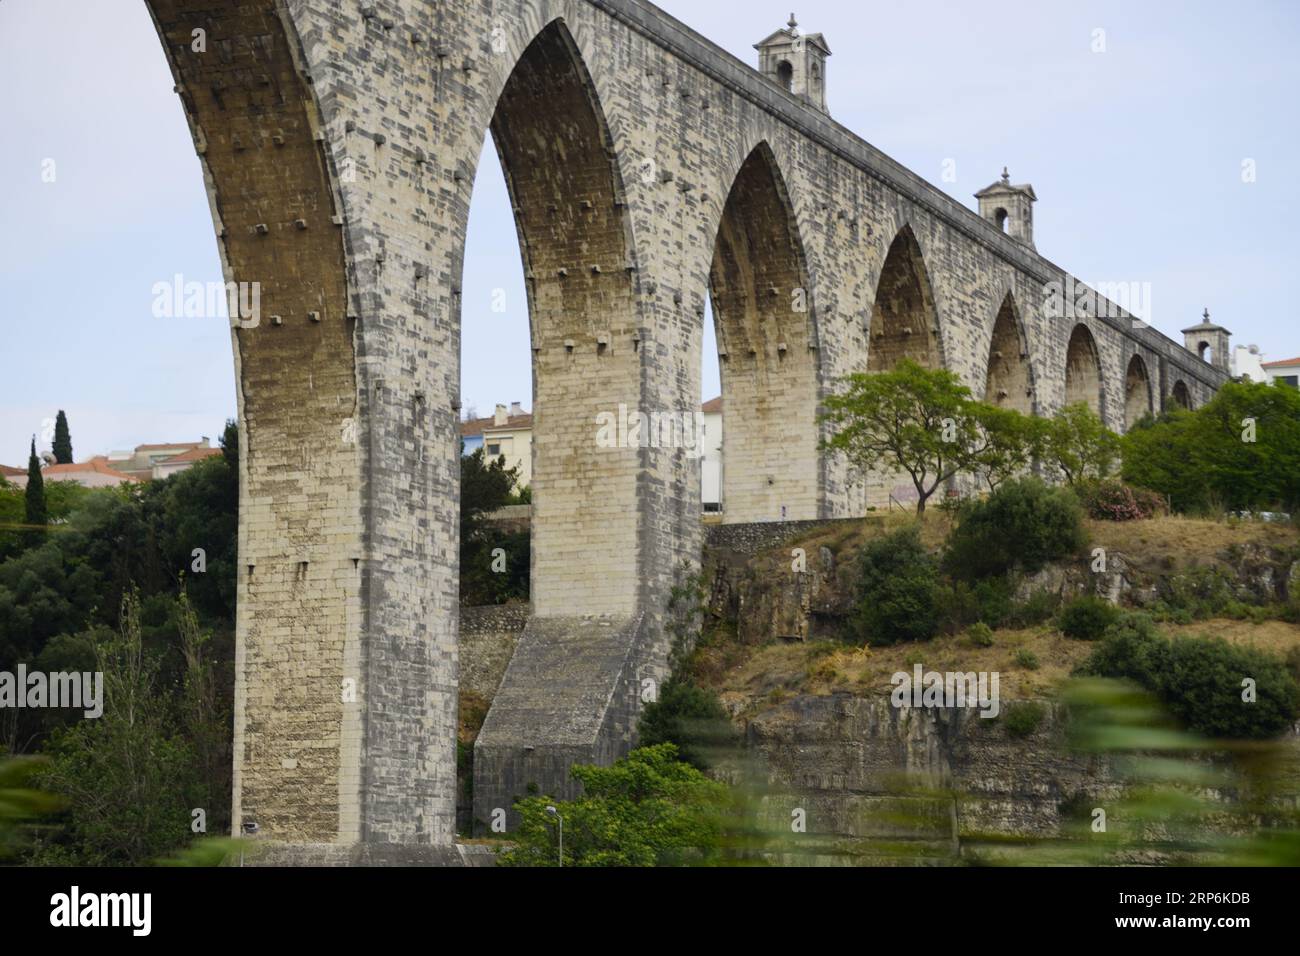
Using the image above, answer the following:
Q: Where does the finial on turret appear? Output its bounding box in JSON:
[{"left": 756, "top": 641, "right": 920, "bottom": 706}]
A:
[
  {"left": 788, "top": 13, "right": 799, "bottom": 34},
  {"left": 1203, "top": 307, "right": 1211, "bottom": 322},
  {"left": 1001, "top": 167, "right": 1010, "bottom": 185}
]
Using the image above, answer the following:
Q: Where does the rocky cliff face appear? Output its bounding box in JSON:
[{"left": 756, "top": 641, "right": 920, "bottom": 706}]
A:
[
  {"left": 727, "top": 694, "right": 1096, "bottom": 862},
  {"left": 704, "top": 519, "right": 1300, "bottom": 643},
  {"left": 700, "top": 518, "right": 1300, "bottom": 862},
  {"left": 729, "top": 691, "right": 1300, "bottom": 864}
]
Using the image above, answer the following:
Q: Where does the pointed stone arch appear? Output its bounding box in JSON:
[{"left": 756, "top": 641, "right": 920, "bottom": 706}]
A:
[
  {"left": 485, "top": 17, "right": 641, "bottom": 615},
  {"left": 1170, "top": 379, "right": 1192, "bottom": 410},
  {"left": 1124, "top": 355, "right": 1153, "bottom": 429},
  {"left": 708, "top": 141, "right": 819, "bottom": 522},
  {"left": 984, "top": 292, "right": 1035, "bottom": 413},
  {"left": 1064, "top": 323, "right": 1103, "bottom": 414},
  {"left": 868, "top": 225, "right": 942, "bottom": 371}
]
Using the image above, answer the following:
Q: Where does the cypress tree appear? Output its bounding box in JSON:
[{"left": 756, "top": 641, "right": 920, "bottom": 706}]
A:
[
  {"left": 52, "top": 409, "right": 73, "bottom": 464},
  {"left": 24, "top": 436, "right": 47, "bottom": 546}
]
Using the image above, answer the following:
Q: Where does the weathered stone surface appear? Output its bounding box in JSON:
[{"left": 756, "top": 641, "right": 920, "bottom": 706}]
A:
[
  {"left": 459, "top": 605, "right": 529, "bottom": 701},
  {"left": 472, "top": 615, "right": 652, "bottom": 830},
  {"left": 737, "top": 693, "right": 1300, "bottom": 859},
  {"left": 143, "top": 0, "right": 1230, "bottom": 858}
]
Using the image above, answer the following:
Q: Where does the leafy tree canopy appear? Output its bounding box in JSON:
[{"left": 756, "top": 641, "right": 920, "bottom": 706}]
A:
[{"left": 497, "top": 744, "right": 729, "bottom": 867}]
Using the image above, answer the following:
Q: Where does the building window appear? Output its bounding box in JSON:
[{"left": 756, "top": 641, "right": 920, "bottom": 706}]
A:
[
  {"left": 487, "top": 443, "right": 501, "bottom": 456},
  {"left": 1277, "top": 375, "right": 1299, "bottom": 388}
]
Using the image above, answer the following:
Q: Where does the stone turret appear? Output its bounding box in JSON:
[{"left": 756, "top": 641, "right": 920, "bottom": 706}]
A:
[
  {"left": 755, "top": 14, "right": 831, "bottom": 113},
  {"left": 975, "top": 168, "right": 1037, "bottom": 249},
  {"left": 1182, "top": 308, "right": 1232, "bottom": 372}
]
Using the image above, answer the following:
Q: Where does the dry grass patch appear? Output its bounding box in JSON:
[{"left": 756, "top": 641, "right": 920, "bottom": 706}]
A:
[
  {"left": 1088, "top": 514, "right": 1298, "bottom": 567},
  {"left": 715, "top": 628, "right": 1089, "bottom": 716},
  {"left": 1161, "top": 617, "right": 1300, "bottom": 656},
  {"left": 712, "top": 616, "right": 1300, "bottom": 720}
]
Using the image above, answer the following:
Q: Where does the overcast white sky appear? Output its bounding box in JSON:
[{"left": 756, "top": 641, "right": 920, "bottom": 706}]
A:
[{"left": 2, "top": 0, "right": 1296, "bottom": 464}]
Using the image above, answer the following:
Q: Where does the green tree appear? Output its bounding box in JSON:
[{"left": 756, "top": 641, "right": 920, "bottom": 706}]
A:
[
  {"left": 497, "top": 744, "right": 729, "bottom": 867},
  {"left": 159, "top": 424, "right": 239, "bottom": 621},
  {"left": 849, "top": 524, "right": 940, "bottom": 645},
  {"left": 1077, "top": 613, "right": 1300, "bottom": 740},
  {"left": 943, "top": 477, "right": 1088, "bottom": 580},
  {"left": 459, "top": 446, "right": 528, "bottom": 605},
  {"left": 29, "top": 591, "right": 201, "bottom": 865},
  {"left": 22, "top": 437, "right": 46, "bottom": 550},
  {"left": 637, "top": 679, "right": 733, "bottom": 770},
  {"left": 969, "top": 403, "right": 1046, "bottom": 491},
  {"left": 52, "top": 411, "right": 73, "bottom": 465},
  {"left": 822, "top": 360, "right": 991, "bottom": 514},
  {"left": 1041, "top": 403, "right": 1120, "bottom": 485},
  {"left": 1123, "top": 380, "right": 1300, "bottom": 513},
  {"left": 0, "top": 757, "right": 58, "bottom": 859},
  {"left": 176, "top": 589, "right": 231, "bottom": 837}
]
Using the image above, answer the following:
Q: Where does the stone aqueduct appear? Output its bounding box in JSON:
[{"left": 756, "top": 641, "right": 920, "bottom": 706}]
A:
[{"left": 142, "top": 0, "right": 1228, "bottom": 860}]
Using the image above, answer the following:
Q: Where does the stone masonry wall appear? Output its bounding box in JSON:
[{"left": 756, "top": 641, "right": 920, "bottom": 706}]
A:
[{"left": 147, "top": 0, "right": 1231, "bottom": 855}]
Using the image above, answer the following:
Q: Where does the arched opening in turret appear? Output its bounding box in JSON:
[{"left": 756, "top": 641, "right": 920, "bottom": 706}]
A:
[{"left": 776, "top": 60, "right": 794, "bottom": 91}]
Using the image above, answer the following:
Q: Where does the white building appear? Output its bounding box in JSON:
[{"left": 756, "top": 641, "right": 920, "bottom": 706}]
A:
[
  {"left": 1232, "top": 344, "right": 1269, "bottom": 383},
  {"left": 461, "top": 403, "right": 533, "bottom": 490},
  {"left": 1262, "top": 356, "right": 1300, "bottom": 388},
  {"left": 701, "top": 396, "right": 723, "bottom": 512}
]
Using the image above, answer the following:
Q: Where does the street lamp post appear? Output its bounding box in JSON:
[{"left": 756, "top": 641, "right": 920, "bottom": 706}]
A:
[{"left": 545, "top": 805, "right": 563, "bottom": 867}]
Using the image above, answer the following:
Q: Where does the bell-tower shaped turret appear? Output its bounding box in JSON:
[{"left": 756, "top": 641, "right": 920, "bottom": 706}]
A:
[{"left": 755, "top": 14, "right": 831, "bottom": 113}]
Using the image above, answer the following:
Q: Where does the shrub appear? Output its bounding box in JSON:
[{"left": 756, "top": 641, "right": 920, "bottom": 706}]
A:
[
  {"left": 1077, "top": 480, "right": 1164, "bottom": 521},
  {"left": 1121, "top": 380, "right": 1300, "bottom": 514},
  {"left": 1161, "top": 565, "right": 1238, "bottom": 619},
  {"left": 1286, "top": 646, "right": 1300, "bottom": 684},
  {"left": 1008, "top": 589, "right": 1062, "bottom": 627},
  {"left": 1058, "top": 595, "right": 1120, "bottom": 641},
  {"left": 937, "top": 579, "right": 1060, "bottom": 632},
  {"left": 968, "top": 622, "right": 995, "bottom": 647},
  {"left": 497, "top": 744, "right": 729, "bottom": 867},
  {"left": 848, "top": 525, "right": 940, "bottom": 645},
  {"left": 1078, "top": 614, "right": 1300, "bottom": 739},
  {"left": 944, "top": 477, "right": 1088, "bottom": 581},
  {"left": 1014, "top": 648, "right": 1040, "bottom": 670},
  {"left": 1004, "top": 701, "right": 1045, "bottom": 738},
  {"left": 636, "top": 679, "right": 733, "bottom": 770}
]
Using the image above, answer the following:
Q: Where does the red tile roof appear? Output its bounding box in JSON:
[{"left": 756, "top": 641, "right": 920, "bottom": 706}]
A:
[
  {"left": 0, "top": 464, "right": 25, "bottom": 477},
  {"left": 160, "top": 446, "right": 223, "bottom": 464},
  {"left": 701, "top": 396, "right": 722, "bottom": 414},
  {"left": 135, "top": 441, "right": 206, "bottom": 452},
  {"left": 42, "top": 456, "right": 140, "bottom": 482},
  {"left": 1261, "top": 357, "right": 1300, "bottom": 368},
  {"left": 461, "top": 413, "right": 533, "bottom": 437}
]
